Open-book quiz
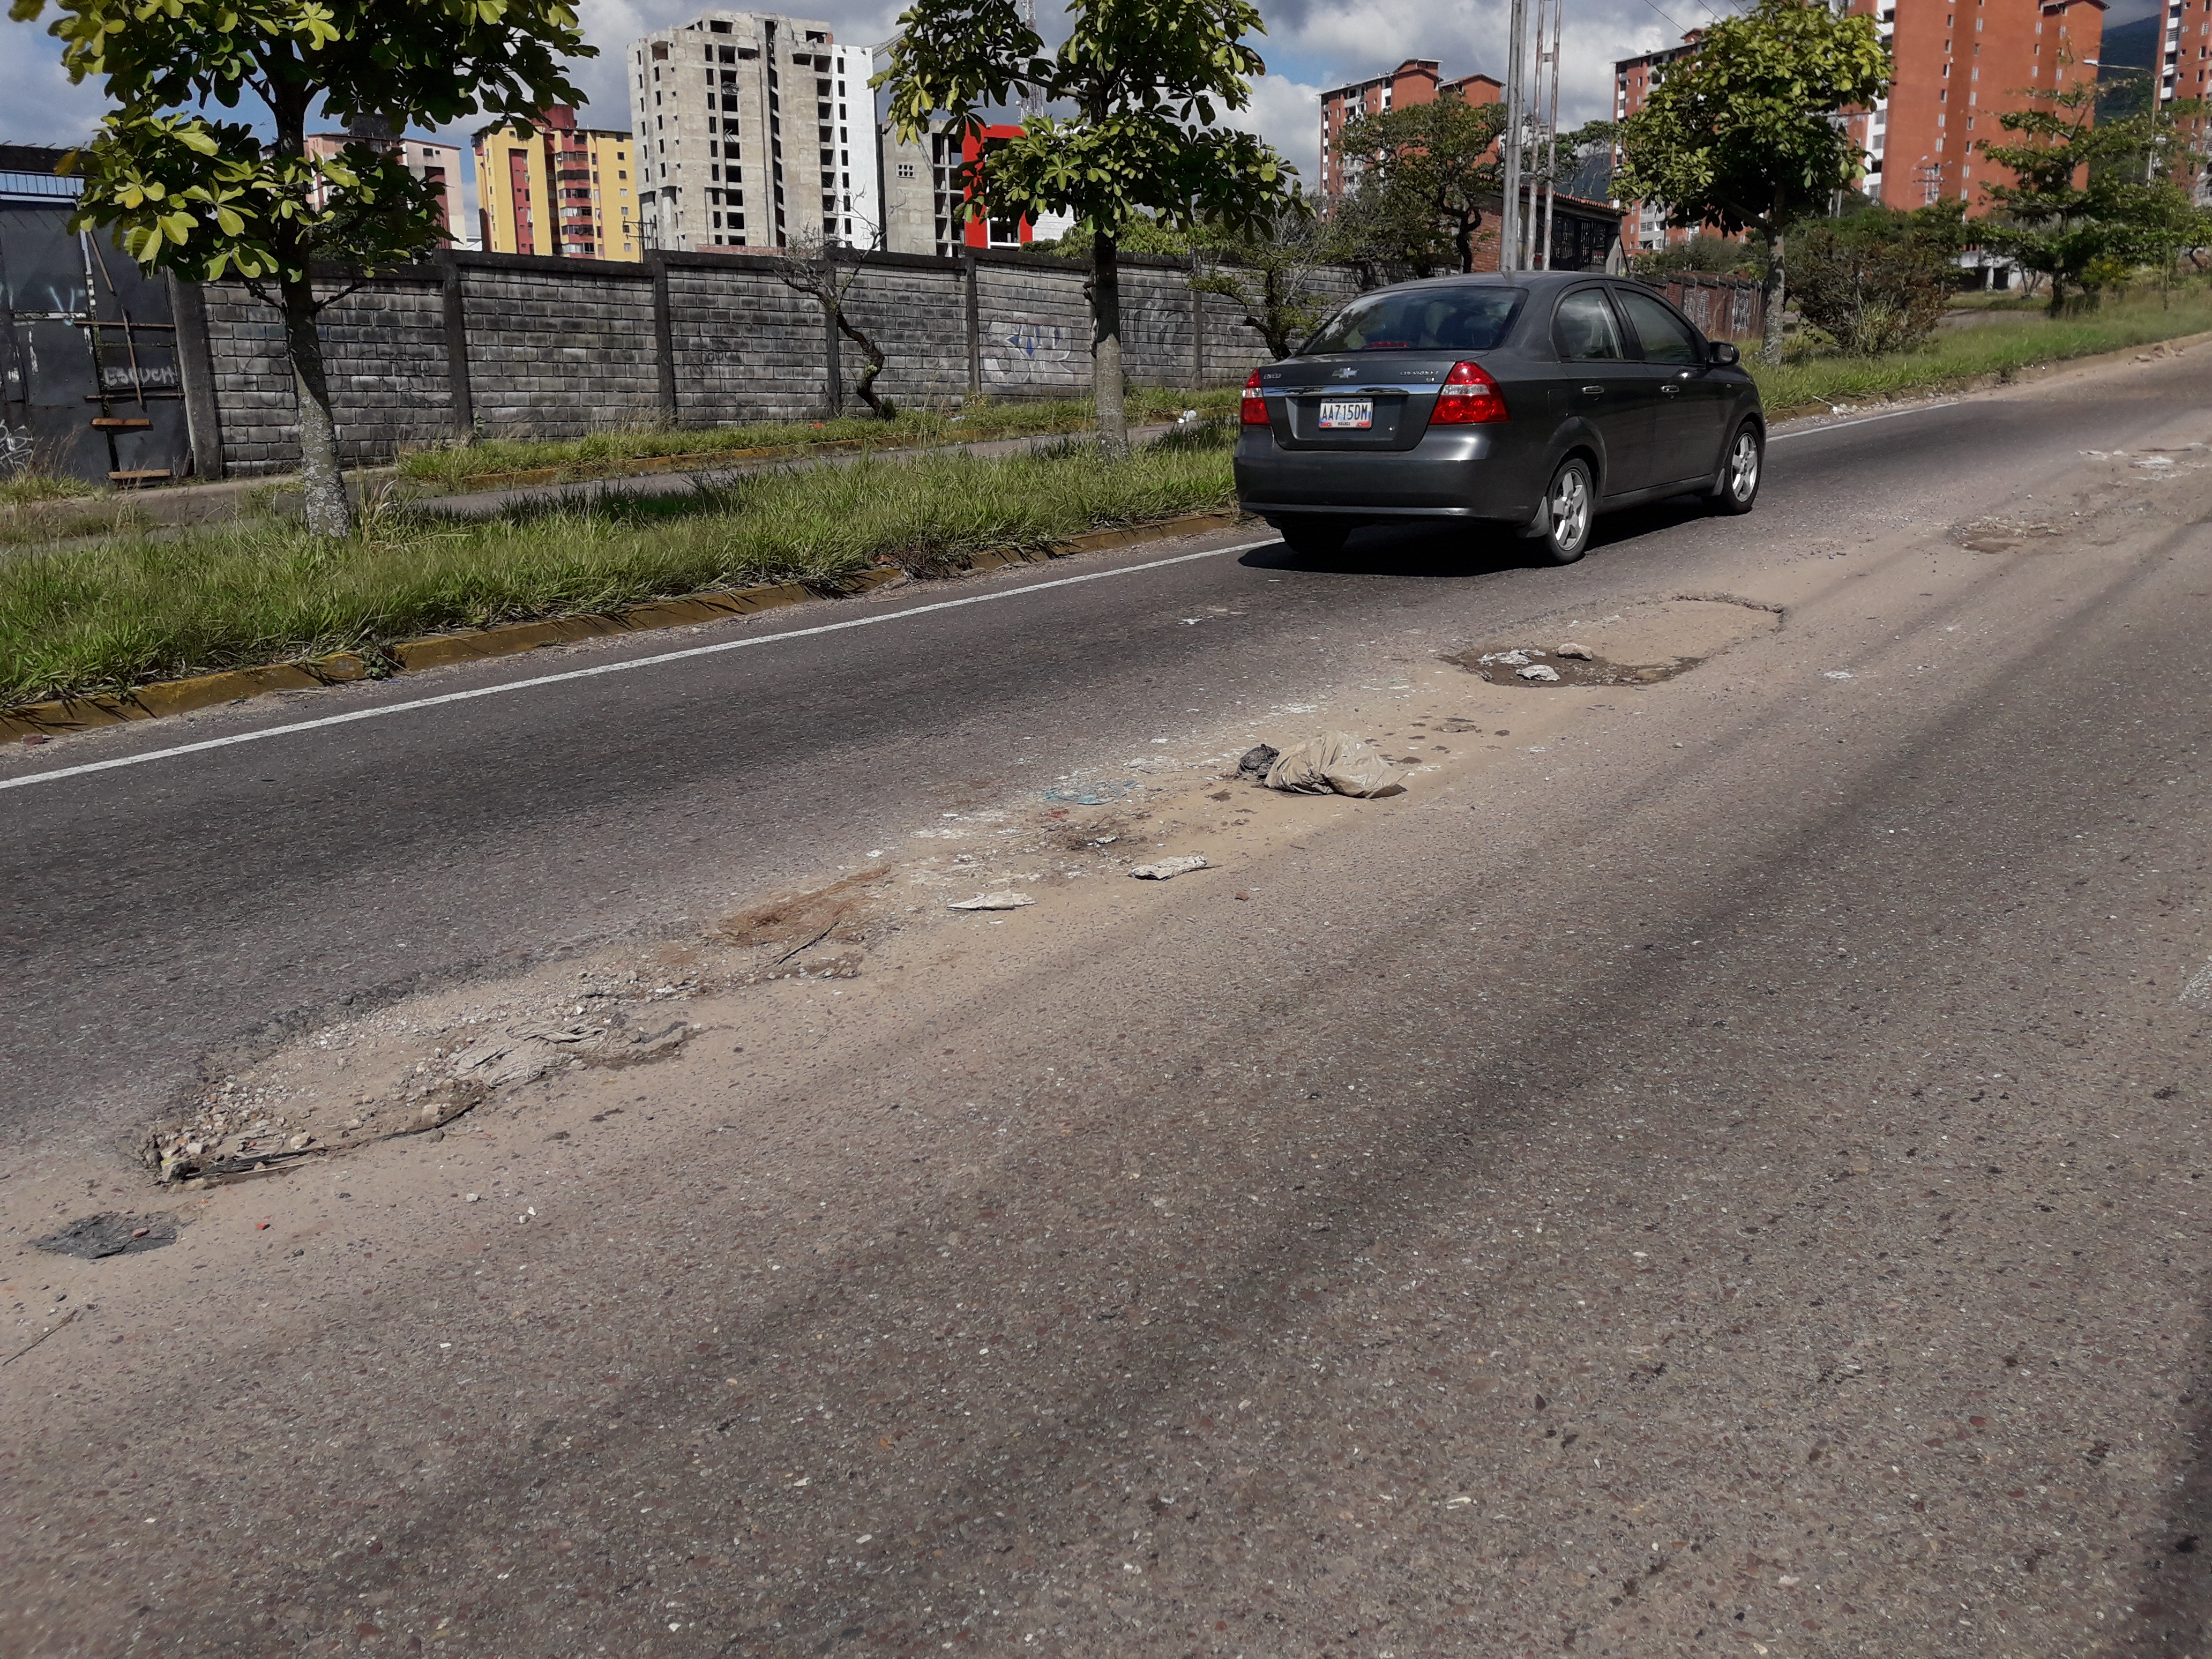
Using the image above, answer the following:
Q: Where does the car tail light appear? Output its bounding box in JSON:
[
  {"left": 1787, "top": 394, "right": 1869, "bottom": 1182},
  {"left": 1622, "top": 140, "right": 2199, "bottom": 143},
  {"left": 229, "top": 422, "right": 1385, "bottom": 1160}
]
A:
[
  {"left": 1241, "top": 368, "right": 1272, "bottom": 425},
  {"left": 1429, "top": 360, "right": 1508, "bottom": 425}
]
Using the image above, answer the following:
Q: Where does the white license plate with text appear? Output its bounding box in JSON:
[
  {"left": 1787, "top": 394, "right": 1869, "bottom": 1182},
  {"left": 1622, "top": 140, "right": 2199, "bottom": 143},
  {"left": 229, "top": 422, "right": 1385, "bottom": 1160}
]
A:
[{"left": 1318, "top": 399, "right": 1373, "bottom": 430}]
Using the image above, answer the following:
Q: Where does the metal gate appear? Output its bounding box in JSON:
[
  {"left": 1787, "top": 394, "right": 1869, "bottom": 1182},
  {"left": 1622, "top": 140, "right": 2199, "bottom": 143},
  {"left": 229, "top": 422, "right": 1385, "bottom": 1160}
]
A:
[{"left": 1, "top": 145, "right": 193, "bottom": 488}]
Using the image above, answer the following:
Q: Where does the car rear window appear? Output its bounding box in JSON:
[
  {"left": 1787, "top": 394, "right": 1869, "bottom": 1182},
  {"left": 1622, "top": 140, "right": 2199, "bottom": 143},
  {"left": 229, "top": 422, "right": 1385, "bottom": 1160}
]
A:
[{"left": 1301, "top": 288, "right": 1525, "bottom": 355}]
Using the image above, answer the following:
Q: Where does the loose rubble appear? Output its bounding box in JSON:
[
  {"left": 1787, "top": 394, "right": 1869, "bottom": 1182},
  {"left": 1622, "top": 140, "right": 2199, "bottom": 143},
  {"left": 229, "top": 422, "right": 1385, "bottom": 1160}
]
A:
[{"left": 1128, "top": 856, "right": 1208, "bottom": 880}]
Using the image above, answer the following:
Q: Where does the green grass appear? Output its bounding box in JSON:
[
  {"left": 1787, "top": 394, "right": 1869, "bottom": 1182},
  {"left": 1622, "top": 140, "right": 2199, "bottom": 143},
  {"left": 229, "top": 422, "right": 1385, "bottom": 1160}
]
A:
[
  {"left": 0, "top": 423, "right": 1237, "bottom": 708},
  {"left": 1752, "top": 290, "right": 2212, "bottom": 411},
  {"left": 0, "top": 472, "right": 104, "bottom": 507},
  {"left": 394, "top": 386, "right": 1242, "bottom": 490}
]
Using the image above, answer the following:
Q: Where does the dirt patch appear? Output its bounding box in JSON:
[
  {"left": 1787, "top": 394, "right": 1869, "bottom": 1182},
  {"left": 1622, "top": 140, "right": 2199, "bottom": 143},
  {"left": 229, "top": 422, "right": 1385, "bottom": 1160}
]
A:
[
  {"left": 1956, "top": 515, "right": 2064, "bottom": 555},
  {"left": 709, "top": 866, "right": 892, "bottom": 948}
]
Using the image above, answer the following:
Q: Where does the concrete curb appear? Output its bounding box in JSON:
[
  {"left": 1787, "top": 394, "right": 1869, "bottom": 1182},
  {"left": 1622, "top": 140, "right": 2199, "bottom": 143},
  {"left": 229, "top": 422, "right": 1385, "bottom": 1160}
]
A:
[{"left": 0, "top": 509, "right": 1247, "bottom": 743}]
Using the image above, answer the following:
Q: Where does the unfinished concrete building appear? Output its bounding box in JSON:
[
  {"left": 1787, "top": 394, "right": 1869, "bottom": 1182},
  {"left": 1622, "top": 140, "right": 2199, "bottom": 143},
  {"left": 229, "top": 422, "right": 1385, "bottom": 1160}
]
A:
[{"left": 627, "top": 9, "right": 880, "bottom": 251}]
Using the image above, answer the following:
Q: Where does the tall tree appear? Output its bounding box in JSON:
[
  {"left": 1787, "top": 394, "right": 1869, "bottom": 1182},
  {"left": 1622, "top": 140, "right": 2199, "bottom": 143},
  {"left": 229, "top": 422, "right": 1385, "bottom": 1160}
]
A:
[
  {"left": 878, "top": 0, "right": 1296, "bottom": 457},
  {"left": 14, "top": 0, "right": 590, "bottom": 536},
  {"left": 1976, "top": 70, "right": 2209, "bottom": 312},
  {"left": 1610, "top": 0, "right": 1892, "bottom": 362},
  {"left": 1331, "top": 95, "right": 1508, "bottom": 279}
]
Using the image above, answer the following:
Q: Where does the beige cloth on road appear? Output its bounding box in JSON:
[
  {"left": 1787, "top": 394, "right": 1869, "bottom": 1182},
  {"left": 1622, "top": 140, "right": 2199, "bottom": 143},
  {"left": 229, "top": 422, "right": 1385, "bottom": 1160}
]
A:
[{"left": 1264, "top": 731, "right": 1406, "bottom": 798}]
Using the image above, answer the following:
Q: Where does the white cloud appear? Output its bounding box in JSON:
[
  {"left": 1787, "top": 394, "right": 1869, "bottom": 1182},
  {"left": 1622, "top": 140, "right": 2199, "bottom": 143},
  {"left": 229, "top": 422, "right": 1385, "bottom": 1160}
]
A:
[
  {"left": 0, "top": 19, "right": 109, "bottom": 148},
  {"left": 1221, "top": 73, "right": 1327, "bottom": 182}
]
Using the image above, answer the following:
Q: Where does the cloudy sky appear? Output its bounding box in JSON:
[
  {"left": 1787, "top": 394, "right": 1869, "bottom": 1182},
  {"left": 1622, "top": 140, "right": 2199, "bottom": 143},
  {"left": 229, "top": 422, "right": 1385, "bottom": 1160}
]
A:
[{"left": 1, "top": 0, "right": 2169, "bottom": 202}]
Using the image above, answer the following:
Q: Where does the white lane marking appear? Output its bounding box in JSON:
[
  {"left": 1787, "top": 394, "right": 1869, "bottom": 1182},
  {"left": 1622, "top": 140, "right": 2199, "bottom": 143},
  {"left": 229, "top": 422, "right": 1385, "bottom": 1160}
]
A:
[
  {"left": 1, "top": 539, "right": 1280, "bottom": 794},
  {"left": 1769, "top": 402, "right": 1957, "bottom": 442}
]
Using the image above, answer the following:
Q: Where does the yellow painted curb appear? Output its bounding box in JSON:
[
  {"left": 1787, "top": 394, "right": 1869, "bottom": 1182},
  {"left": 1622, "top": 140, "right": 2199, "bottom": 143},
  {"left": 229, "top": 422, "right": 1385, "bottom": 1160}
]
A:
[{"left": 1, "top": 509, "right": 1248, "bottom": 744}]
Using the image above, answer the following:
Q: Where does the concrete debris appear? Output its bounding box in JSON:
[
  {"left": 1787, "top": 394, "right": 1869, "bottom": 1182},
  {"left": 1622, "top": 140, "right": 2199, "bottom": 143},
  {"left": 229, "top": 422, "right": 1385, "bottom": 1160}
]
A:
[
  {"left": 949, "top": 891, "right": 1036, "bottom": 910},
  {"left": 1265, "top": 732, "right": 1406, "bottom": 798},
  {"left": 1556, "top": 642, "right": 1593, "bottom": 659},
  {"left": 1516, "top": 664, "right": 1561, "bottom": 682},
  {"left": 1129, "top": 856, "right": 1209, "bottom": 880},
  {"left": 2181, "top": 960, "right": 2212, "bottom": 1012},
  {"left": 1237, "top": 743, "right": 1281, "bottom": 778},
  {"left": 35, "top": 1213, "right": 177, "bottom": 1260},
  {"left": 1478, "top": 649, "right": 1538, "bottom": 667}
]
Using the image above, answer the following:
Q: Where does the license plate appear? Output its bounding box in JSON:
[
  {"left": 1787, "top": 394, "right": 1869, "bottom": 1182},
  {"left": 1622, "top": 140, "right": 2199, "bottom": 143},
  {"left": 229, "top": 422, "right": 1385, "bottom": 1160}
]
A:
[{"left": 1318, "top": 399, "right": 1373, "bottom": 430}]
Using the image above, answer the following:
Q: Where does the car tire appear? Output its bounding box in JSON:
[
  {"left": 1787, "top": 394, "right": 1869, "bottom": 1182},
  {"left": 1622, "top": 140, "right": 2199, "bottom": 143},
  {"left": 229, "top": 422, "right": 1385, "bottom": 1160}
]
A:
[
  {"left": 1536, "top": 457, "right": 1594, "bottom": 565},
  {"left": 1708, "top": 421, "right": 1762, "bottom": 515},
  {"left": 1276, "top": 518, "right": 1350, "bottom": 558}
]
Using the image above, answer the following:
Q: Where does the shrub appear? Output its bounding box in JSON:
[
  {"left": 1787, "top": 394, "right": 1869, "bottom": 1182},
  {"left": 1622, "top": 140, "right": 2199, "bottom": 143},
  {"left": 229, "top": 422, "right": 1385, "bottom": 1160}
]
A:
[{"left": 1790, "top": 216, "right": 1955, "bottom": 353}]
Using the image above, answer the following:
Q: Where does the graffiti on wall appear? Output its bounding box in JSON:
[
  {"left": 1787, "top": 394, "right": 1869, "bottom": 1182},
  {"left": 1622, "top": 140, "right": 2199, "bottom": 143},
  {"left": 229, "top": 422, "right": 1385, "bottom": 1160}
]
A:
[{"left": 982, "top": 319, "right": 1075, "bottom": 389}]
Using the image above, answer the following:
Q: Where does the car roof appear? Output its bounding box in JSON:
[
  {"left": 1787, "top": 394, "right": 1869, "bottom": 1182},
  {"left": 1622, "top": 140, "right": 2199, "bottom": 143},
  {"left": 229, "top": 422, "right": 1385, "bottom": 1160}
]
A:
[{"left": 1379, "top": 271, "right": 1613, "bottom": 292}]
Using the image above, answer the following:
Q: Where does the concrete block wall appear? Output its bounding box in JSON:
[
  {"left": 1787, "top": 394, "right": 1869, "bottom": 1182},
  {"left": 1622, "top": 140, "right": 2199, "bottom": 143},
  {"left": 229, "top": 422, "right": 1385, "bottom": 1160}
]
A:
[
  {"left": 460, "top": 260, "right": 660, "bottom": 439},
  {"left": 972, "top": 257, "right": 1093, "bottom": 399},
  {"left": 664, "top": 257, "right": 827, "bottom": 427},
  {"left": 200, "top": 276, "right": 455, "bottom": 476},
  {"left": 836, "top": 257, "right": 968, "bottom": 414},
  {"left": 1116, "top": 264, "right": 1197, "bottom": 389},
  {"left": 181, "top": 246, "right": 1371, "bottom": 476}
]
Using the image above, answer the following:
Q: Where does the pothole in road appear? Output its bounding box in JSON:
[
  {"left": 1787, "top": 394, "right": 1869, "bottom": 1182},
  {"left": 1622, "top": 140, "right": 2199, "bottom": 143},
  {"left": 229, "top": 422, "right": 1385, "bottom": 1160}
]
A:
[{"left": 1442, "top": 595, "right": 1783, "bottom": 687}]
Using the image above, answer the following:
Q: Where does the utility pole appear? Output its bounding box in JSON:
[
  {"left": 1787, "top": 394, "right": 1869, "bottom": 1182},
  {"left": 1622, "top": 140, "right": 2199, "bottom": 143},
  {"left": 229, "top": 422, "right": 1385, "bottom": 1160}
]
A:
[
  {"left": 1535, "top": 0, "right": 1563, "bottom": 268},
  {"left": 1500, "top": 0, "right": 1529, "bottom": 272},
  {"left": 1020, "top": 0, "right": 1043, "bottom": 120}
]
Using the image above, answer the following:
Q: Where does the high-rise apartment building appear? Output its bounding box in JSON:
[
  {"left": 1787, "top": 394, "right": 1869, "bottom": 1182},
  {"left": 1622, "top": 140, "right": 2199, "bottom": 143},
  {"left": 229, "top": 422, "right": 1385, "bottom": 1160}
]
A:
[
  {"left": 2149, "top": 0, "right": 2212, "bottom": 103},
  {"left": 473, "top": 106, "right": 640, "bottom": 261},
  {"left": 1318, "top": 60, "right": 1501, "bottom": 205},
  {"left": 1853, "top": 0, "right": 2102, "bottom": 207},
  {"left": 627, "top": 10, "right": 880, "bottom": 251},
  {"left": 1611, "top": 36, "right": 1701, "bottom": 253},
  {"left": 1613, "top": 0, "right": 2106, "bottom": 251},
  {"left": 305, "top": 123, "right": 471, "bottom": 245}
]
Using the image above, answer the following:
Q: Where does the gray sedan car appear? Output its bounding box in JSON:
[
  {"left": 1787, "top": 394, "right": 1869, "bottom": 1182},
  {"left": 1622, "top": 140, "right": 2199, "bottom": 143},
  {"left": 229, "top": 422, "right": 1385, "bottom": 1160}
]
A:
[{"left": 1234, "top": 271, "right": 1764, "bottom": 564}]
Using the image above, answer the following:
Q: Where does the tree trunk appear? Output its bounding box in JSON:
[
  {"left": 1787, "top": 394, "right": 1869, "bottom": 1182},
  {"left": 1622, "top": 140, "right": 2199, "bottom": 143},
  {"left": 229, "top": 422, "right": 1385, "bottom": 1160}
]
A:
[
  {"left": 282, "top": 273, "right": 353, "bottom": 538},
  {"left": 1092, "top": 229, "right": 1129, "bottom": 459},
  {"left": 1759, "top": 218, "right": 1787, "bottom": 367},
  {"left": 836, "top": 312, "right": 896, "bottom": 419}
]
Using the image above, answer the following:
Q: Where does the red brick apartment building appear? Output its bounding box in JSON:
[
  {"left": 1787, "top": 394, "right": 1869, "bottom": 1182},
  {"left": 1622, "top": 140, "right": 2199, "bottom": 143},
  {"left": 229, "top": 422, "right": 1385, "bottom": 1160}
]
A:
[
  {"left": 1319, "top": 59, "right": 1501, "bottom": 204},
  {"left": 1613, "top": 0, "right": 2106, "bottom": 253}
]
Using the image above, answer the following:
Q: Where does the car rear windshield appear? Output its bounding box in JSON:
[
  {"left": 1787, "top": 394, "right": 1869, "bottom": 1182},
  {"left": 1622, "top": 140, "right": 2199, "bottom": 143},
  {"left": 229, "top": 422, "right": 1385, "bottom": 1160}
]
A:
[{"left": 1300, "top": 288, "right": 1525, "bottom": 355}]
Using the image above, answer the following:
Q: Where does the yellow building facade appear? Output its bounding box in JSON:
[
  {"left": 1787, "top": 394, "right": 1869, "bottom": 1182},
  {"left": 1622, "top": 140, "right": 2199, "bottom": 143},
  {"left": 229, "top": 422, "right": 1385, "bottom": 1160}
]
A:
[{"left": 472, "top": 107, "right": 640, "bottom": 261}]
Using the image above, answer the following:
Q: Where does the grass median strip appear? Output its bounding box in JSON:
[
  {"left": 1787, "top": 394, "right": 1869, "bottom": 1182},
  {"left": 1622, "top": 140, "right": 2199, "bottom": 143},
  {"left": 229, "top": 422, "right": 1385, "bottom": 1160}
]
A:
[
  {"left": 391, "top": 385, "right": 1243, "bottom": 491},
  {"left": 0, "top": 425, "right": 1237, "bottom": 709},
  {"left": 1748, "top": 291, "right": 2212, "bottom": 411}
]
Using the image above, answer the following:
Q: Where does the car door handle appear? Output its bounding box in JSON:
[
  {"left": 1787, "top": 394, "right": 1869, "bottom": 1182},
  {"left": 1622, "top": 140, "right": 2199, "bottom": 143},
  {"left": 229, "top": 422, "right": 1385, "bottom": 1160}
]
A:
[
  {"left": 1660, "top": 384, "right": 1680, "bottom": 396},
  {"left": 1581, "top": 385, "right": 1605, "bottom": 395}
]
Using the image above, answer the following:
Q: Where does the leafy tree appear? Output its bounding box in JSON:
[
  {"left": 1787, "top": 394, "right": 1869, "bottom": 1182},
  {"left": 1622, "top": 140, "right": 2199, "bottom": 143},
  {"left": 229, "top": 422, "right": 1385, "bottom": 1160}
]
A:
[
  {"left": 1330, "top": 95, "right": 1508, "bottom": 280},
  {"left": 1030, "top": 211, "right": 1194, "bottom": 260},
  {"left": 13, "top": 0, "right": 590, "bottom": 536},
  {"left": 1610, "top": 0, "right": 1892, "bottom": 362},
  {"left": 878, "top": 0, "right": 1297, "bottom": 456},
  {"left": 1976, "top": 72, "right": 2210, "bottom": 312}
]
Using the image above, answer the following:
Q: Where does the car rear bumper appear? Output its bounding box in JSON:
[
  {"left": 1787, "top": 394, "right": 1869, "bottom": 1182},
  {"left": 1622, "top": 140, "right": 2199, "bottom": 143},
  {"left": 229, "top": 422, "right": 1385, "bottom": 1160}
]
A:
[{"left": 1232, "top": 426, "right": 1544, "bottom": 524}]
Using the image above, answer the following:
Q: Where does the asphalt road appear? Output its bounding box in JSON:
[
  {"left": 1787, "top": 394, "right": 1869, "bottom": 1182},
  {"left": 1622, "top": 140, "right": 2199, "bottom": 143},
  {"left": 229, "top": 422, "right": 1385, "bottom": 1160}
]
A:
[
  {"left": 0, "top": 379, "right": 2175, "bottom": 1157},
  {"left": 3, "top": 353, "right": 2210, "bottom": 1656}
]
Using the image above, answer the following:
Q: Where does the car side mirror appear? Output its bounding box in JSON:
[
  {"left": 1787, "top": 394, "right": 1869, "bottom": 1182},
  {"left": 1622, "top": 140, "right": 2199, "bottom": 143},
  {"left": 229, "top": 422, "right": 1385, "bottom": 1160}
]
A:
[{"left": 1707, "top": 340, "right": 1740, "bottom": 367}]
